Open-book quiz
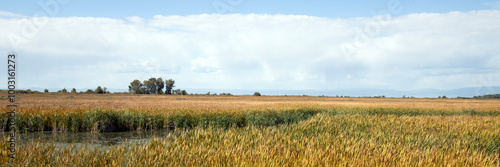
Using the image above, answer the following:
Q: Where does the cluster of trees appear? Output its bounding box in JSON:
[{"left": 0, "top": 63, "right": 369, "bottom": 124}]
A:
[
  {"left": 172, "top": 89, "right": 188, "bottom": 95},
  {"left": 129, "top": 77, "right": 186, "bottom": 95},
  {"left": 401, "top": 95, "right": 416, "bottom": 98}
]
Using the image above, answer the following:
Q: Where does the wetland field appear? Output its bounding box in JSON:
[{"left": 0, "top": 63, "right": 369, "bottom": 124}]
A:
[{"left": 1, "top": 94, "right": 499, "bottom": 166}]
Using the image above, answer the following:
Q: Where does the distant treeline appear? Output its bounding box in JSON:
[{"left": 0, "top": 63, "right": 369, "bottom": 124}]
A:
[
  {"left": 0, "top": 88, "right": 110, "bottom": 94},
  {"left": 473, "top": 94, "right": 500, "bottom": 99}
]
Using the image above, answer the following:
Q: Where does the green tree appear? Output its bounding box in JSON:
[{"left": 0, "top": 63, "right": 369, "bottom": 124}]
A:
[
  {"left": 165, "top": 79, "right": 175, "bottom": 94},
  {"left": 142, "top": 77, "right": 165, "bottom": 94},
  {"left": 181, "top": 90, "right": 188, "bottom": 95},
  {"left": 129, "top": 79, "right": 145, "bottom": 94},
  {"left": 144, "top": 78, "right": 157, "bottom": 94},
  {"left": 253, "top": 92, "right": 261, "bottom": 96},
  {"left": 95, "top": 86, "right": 105, "bottom": 94},
  {"left": 85, "top": 89, "right": 94, "bottom": 94},
  {"left": 71, "top": 88, "right": 77, "bottom": 94},
  {"left": 155, "top": 78, "right": 165, "bottom": 94},
  {"left": 173, "top": 89, "right": 181, "bottom": 95},
  {"left": 44, "top": 89, "right": 49, "bottom": 93},
  {"left": 61, "top": 88, "right": 68, "bottom": 93}
]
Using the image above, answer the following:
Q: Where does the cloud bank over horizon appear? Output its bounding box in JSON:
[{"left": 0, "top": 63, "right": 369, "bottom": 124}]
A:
[{"left": 1, "top": 10, "right": 499, "bottom": 93}]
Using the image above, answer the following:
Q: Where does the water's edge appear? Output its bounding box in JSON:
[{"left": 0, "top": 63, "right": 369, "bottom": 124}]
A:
[{"left": 1, "top": 130, "right": 173, "bottom": 150}]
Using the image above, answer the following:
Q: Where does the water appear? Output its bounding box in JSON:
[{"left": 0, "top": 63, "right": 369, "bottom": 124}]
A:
[{"left": 2, "top": 130, "right": 173, "bottom": 150}]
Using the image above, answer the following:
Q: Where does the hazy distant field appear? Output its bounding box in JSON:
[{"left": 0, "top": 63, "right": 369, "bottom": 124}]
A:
[
  {"left": 1, "top": 94, "right": 499, "bottom": 166},
  {"left": 6, "top": 93, "right": 500, "bottom": 111}
]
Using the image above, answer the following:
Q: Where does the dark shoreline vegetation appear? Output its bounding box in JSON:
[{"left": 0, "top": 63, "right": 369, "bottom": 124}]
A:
[{"left": 2, "top": 107, "right": 499, "bottom": 133}]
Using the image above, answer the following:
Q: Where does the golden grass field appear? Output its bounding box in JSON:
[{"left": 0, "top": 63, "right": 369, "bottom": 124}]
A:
[{"left": 1, "top": 94, "right": 500, "bottom": 166}]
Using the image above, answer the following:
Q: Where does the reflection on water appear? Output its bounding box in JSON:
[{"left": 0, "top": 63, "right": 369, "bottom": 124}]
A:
[{"left": 1, "top": 130, "right": 172, "bottom": 150}]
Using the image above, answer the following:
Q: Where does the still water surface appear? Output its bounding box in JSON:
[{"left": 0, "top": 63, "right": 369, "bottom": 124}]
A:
[{"left": 2, "top": 130, "right": 173, "bottom": 150}]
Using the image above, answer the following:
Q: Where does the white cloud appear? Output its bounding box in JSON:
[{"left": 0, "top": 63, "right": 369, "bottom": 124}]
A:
[
  {"left": 191, "top": 56, "right": 219, "bottom": 73},
  {"left": 0, "top": 10, "right": 499, "bottom": 91},
  {"left": 125, "top": 16, "right": 145, "bottom": 24}
]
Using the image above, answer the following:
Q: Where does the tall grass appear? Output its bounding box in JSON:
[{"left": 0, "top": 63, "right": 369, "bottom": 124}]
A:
[{"left": 1, "top": 113, "right": 499, "bottom": 166}]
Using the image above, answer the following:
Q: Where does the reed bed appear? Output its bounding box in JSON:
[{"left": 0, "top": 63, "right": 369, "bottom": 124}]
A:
[
  {"left": 2, "top": 94, "right": 498, "bottom": 133},
  {"left": 1, "top": 113, "right": 499, "bottom": 166},
  {"left": 1, "top": 107, "right": 499, "bottom": 133}
]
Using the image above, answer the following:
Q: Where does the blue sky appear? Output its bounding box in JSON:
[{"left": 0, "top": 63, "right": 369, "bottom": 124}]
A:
[
  {"left": 1, "top": 0, "right": 499, "bottom": 18},
  {"left": 1, "top": 0, "right": 499, "bottom": 96}
]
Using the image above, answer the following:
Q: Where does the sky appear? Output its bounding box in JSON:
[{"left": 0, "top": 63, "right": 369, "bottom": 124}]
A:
[{"left": 1, "top": 0, "right": 499, "bottom": 95}]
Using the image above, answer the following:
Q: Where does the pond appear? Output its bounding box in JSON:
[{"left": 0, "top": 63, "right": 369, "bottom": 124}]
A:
[{"left": 1, "top": 130, "right": 173, "bottom": 150}]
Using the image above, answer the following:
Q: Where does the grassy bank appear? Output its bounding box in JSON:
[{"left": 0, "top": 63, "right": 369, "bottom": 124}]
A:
[{"left": 2, "top": 113, "right": 499, "bottom": 166}]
